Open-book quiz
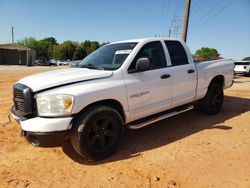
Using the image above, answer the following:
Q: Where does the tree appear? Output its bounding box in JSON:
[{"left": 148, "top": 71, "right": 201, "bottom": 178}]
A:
[
  {"left": 242, "top": 57, "right": 250, "bottom": 61},
  {"left": 72, "top": 41, "right": 100, "bottom": 60},
  {"left": 37, "top": 37, "right": 57, "bottom": 59},
  {"left": 18, "top": 36, "right": 103, "bottom": 60},
  {"left": 17, "top": 37, "right": 57, "bottom": 59},
  {"left": 53, "top": 41, "right": 77, "bottom": 60},
  {"left": 18, "top": 37, "right": 57, "bottom": 59},
  {"left": 194, "top": 47, "right": 220, "bottom": 61},
  {"left": 72, "top": 45, "right": 86, "bottom": 60},
  {"left": 81, "top": 40, "right": 100, "bottom": 55},
  {"left": 17, "top": 37, "right": 38, "bottom": 50}
]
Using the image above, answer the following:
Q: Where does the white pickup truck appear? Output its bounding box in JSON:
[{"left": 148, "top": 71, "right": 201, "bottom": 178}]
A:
[
  {"left": 234, "top": 61, "right": 250, "bottom": 76},
  {"left": 11, "top": 38, "right": 234, "bottom": 161}
]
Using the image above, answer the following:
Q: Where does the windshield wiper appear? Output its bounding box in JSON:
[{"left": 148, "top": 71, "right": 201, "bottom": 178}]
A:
[{"left": 80, "top": 64, "right": 104, "bottom": 70}]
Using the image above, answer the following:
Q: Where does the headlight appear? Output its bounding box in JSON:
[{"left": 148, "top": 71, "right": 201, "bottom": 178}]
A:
[{"left": 36, "top": 94, "right": 74, "bottom": 117}]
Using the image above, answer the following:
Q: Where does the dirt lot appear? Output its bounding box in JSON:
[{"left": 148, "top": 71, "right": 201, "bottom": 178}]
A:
[{"left": 0, "top": 66, "right": 249, "bottom": 188}]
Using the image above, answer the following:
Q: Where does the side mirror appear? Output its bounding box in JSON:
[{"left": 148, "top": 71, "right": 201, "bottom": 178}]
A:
[{"left": 136, "top": 58, "right": 150, "bottom": 72}]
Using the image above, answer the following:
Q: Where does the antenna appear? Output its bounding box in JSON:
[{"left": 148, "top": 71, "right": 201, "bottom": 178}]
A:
[{"left": 11, "top": 26, "right": 14, "bottom": 44}]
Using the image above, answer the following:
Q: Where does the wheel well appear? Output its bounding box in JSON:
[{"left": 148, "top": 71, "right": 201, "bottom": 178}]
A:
[
  {"left": 79, "top": 99, "right": 126, "bottom": 122},
  {"left": 209, "top": 75, "right": 224, "bottom": 87}
]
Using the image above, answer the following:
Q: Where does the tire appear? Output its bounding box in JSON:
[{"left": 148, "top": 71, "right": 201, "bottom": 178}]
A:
[
  {"left": 196, "top": 84, "right": 224, "bottom": 115},
  {"left": 70, "top": 105, "right": 124, "bottom": 161}
]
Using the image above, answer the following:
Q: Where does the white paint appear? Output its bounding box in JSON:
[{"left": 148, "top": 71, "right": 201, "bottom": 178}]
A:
[
  {"left": 17, "top": 68, "right": 113, "bottom": 92},
  {"left": 12, "top": 115, "right": 73, "bottom": 132}
]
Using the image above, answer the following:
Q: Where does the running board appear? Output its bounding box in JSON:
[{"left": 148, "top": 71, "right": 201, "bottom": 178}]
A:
[{"left": 127, "top": 105, "right": 194, "bottom": 130}]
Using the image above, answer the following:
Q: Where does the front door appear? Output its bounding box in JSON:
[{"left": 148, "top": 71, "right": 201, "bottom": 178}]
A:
[{"left": 124, "top": 41, "right": 172, "bottom": 122}]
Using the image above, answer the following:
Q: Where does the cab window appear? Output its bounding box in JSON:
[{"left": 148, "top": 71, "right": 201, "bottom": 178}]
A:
[
  {"left": 128, "top": 41, "right": 167, "bottom": 72},
  {"left": 165, "top": 41, "right": 189, "bottom": 66}
]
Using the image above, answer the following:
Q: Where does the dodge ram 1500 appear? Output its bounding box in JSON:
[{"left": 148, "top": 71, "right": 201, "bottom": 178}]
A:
[{"left": 11, "top": 38, "right": 234, "bottom": 161}]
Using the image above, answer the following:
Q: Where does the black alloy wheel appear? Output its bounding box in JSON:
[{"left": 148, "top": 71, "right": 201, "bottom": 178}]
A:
[
  {"left": 195, "top": 84, "right": 224, "bottom": 115},
  {"left": 71, "top": 105, "right": 124, "bottom": 161},
  {"left": 87, "top": 117, "right": 119, "bottom": 153}
]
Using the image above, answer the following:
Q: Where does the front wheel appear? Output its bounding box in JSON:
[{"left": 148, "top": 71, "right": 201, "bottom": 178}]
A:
[
  {"left": 70, "top": 105, "right": 124, "bottom": 161},
  {"left": 196, "top": 84, "right": 224, "bottom": 115}
]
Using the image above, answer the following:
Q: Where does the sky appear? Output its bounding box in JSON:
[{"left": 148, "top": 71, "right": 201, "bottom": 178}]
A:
[{"left": 0, "top": 0, "right": 249, "bottom": 60}]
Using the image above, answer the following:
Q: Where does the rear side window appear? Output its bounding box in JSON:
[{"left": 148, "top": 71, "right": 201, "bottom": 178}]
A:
[
  {"left": 165, "top": 41, "right": 189, "bottom": 66},
  {"left": 128, "top": 41, "right": 167, "bottom": 71}
]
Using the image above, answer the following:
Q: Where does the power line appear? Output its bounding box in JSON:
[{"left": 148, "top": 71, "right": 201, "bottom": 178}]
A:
[
  {"left": 190, "top": 0, "right": 209, "bottom": 21},
  {"left": 190, "top": 0, "right": 235, "bottom": 33},
  {"left": 173, "top": 0, "right": 182, "bottom": 18},
  {"left": 190, "top": 0, "right": 202, "bottom": 12},
  {"left": 159, "top": 0, "right": 167, "bottom": 34},
  {"left": 162, "top": 0, "right": 172, "bottom": 35},
  {"left": 190, "top": 0, "right": 204, "bottom": 14},
  {"left": 191, "top": 0, "right": 224, "bottom": 27}
]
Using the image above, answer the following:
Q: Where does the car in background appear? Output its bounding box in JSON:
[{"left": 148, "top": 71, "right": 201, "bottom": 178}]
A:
[
  {"left": 234, "top": 61, "right": 250, "bottom": 76},
  {"left": 48, "top": 59, "right": 57, "bottom": 66},
  {"left": 35, "top": 58, "right": 48, "bottom": 66},
  {"left": 57, "top": 60, "right": 69, "bottom": 66},
  {"left": 68, "top": 60, "right": 81, "bottom": 67}
]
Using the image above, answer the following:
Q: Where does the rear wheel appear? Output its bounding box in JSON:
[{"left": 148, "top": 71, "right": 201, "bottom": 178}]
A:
[
  {"left": 195, "top": 84, "right": 224, "bottom": 115},
  {"left": 70, "top": 105, "right": 124, "bottom": 161}
]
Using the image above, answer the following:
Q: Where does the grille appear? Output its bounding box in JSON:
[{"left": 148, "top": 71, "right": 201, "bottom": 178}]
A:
[
  {"left": 13, "top": 84, "right": 33, "bottom": 116},
  {"left": 14, "top": 89, "right": 25, "bottom": 113}
]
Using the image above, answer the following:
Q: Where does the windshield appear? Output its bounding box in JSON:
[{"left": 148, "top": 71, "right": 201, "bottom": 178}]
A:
[{"left": 77, "top": 42, "right": 137, "bottom": 70}]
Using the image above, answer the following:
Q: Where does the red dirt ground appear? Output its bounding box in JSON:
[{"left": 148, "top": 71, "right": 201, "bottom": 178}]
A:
[{"left": 0, "top": 66, "right": 249, "bottom": 188}]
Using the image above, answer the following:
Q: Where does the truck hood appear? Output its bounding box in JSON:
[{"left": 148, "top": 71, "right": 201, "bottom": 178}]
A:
[{"left": 17, "top": 68, "right": 113, "bottom": 92}]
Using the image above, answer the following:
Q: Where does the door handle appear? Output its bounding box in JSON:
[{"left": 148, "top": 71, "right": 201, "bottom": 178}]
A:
[
  {"left": 187, "top": 69, "right": 195, "bottom": 74},
  {"left": 161, "top": 74, "right": 171, "bottom": 79}
]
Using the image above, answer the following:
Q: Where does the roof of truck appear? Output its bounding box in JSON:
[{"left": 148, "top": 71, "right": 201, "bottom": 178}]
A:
[{"left": 112, "top": 37, "right": 183, "bottom": 44}]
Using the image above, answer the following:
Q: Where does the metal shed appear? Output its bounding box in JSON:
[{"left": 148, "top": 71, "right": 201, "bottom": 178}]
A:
[{"left": 0, "top": 44, "right": 36, "bottom": 66}]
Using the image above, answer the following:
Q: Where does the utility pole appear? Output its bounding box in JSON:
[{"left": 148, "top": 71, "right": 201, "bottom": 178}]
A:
[
  {"left": 11, "top": 26, "right": 14, "bottom": 44},
  {"left": 169, "top": 16, "right": 181, "bottom": 38},
  {"left": 182, "top": 0, "right": 191, "bottom": 42}
]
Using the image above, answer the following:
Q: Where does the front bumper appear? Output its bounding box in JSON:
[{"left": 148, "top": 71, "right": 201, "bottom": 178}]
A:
[
  {"left": 234, "top": 70, "right": 248, "bottom": 74},
  {"left": 11, "top": 107, "right": 73, "bottom": 147},
  {"left": 11, "top": 107, "right": 73, "bottom": 132}
]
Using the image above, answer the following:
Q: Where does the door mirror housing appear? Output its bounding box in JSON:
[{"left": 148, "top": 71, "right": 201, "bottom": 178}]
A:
[{"left": 136, "top": 58, "right": 150, "bottom": 72}]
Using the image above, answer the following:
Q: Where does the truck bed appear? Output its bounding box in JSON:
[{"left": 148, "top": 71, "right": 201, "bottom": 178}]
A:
[{"left": 194, "top": 59, "right": 234, "bottom": 101}]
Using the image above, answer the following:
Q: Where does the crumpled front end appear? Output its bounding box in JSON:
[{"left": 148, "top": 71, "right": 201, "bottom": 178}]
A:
[{"left": 11, "top": 83, "right": 73, "bottom": 147}]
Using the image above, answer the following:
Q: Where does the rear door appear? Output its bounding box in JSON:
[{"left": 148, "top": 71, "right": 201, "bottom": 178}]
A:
[
  {"left": 125, "top": 41, "right": 172, "bottom": 121},
  {"left": 164, "top": 41, "right": 197, "bottom": 107}
]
